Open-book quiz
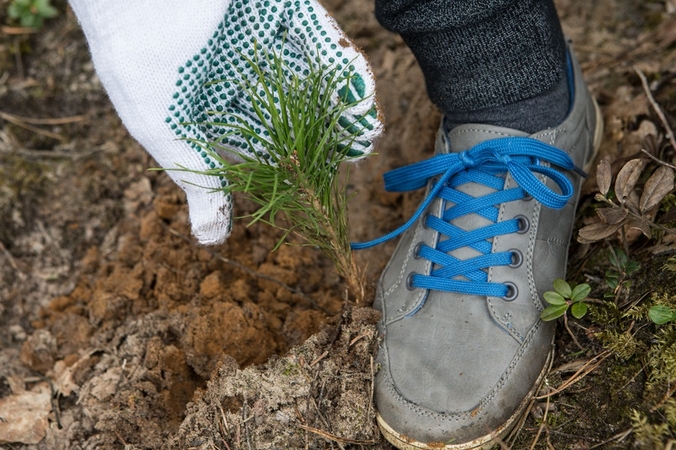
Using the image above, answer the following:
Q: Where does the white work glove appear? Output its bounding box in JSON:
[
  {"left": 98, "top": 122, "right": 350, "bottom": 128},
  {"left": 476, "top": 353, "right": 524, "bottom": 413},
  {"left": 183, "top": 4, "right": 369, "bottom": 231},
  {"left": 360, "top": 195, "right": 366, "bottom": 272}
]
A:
[{"left": 69, "top": 0, "right": 382, "bottom": 245}]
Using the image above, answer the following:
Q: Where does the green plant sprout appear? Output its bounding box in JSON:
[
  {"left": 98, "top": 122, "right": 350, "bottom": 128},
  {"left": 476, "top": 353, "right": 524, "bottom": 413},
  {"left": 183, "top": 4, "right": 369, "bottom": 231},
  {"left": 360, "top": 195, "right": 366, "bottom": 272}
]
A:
[
  {"left": 7, "top": 0, "right": 57, "bottom": 28},
  {"left": 184, "top": 49, "right": 373, "bottom": 301},
  {"left": 648, "top": 305, "right": 676, "bottom": 324},
  {"left": 605, "top": 247, "right": 640, "bottom": 303},
  {"left": 541, "top": 278, "right": 591, "bottom": 321}
]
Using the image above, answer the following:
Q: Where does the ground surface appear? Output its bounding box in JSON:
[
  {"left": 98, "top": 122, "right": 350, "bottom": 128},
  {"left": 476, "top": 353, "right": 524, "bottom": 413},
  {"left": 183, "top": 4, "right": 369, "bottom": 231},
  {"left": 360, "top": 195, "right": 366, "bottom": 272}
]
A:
[{"left": 1, "top": 0, "right": 676, "bottom": 449}]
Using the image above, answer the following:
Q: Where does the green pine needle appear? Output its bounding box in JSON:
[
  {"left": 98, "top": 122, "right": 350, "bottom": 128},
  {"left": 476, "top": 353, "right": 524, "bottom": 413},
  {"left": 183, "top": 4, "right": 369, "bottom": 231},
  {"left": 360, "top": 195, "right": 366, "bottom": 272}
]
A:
[{"left": 180, "top": 47, "right": 374, "bottom": 301}]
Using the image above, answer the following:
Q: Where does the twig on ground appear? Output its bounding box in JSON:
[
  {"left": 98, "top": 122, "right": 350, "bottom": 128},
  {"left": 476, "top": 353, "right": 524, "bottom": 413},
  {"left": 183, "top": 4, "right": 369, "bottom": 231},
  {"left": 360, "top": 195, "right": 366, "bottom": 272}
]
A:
[
  {"left": 562, "top": 314, "right": 584, "bottom": 351},
  {"left": 162, "top": 223, "right": 330, "bottom": 314},
  {"left": 494, "top": 437, "right": 510, "bottom": 450},
  {"left": 641, "top": 148, "right": 676, "bottom": 170},
  {"left": 536, "top": 350, "right": 611, "bottom": 399},
  {"left": 114, "top": 430, "right": 128, "bottom": 446},
  {"left": 506, "top": 397, "right": 534, "bottom": 447},
  {"left": 0, "top": 110, "right": 64, "bottom": 141},
  {"left": 218, "top": 404, "right": 230, "bottom": 434},
  {"left": 1, "top": 146, "right": 100, "bottom": 160},
  {"left": 528, "top": 395, "right": 551, "bottom": 450},
  {"left": 242, "top": 400, "right": 252, "bottom": 450},
  {"left": 217, "top": 405, "right": 232, "bottom": 450},
  {"left": 348, "top": 333, "right": 369, "bottom": 347},
  {"left": 589, "top": 428, "right": 633, "bottom": 449},
  {"left": 649, "top": 383, "right": 676, "bottom": 413},
  {"left": 309, "top": 396, "right": 338, "bottom": 448},
  {"left": 309, "top": 351, "right": 328, "bottom": 367},
  {"left": 1, "top": 26, "right": 38, "bottom": 34},
  {"left": 548, "top": 428, "right": 600, "bottom": 441},
  {"left": 616, "top": 352, "right": 653, "bottom": 394},
  {"left": 0, "top": 240, "right": 24, "bottom": 278},
  {"left": 297, "top": 424, "right": 378, "bottom": 446},
  {"left": 0, "top": 110, "right": 87, "bottom": 126},
  {"left": 367, "top": 355, "right": 374, "bottom": 429},
  {"left": 635, "top": 66, "right": 676, "bottom": 152},
  {"left": 46, "top": 377, "right": 62, "bottom": 429}
]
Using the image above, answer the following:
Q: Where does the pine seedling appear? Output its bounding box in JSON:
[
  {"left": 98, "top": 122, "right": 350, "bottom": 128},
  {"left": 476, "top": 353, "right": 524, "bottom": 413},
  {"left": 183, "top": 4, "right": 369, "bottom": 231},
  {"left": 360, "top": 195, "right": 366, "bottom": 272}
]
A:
[{"left": 183, "top": 48, "right": 373, "bottom": 302}]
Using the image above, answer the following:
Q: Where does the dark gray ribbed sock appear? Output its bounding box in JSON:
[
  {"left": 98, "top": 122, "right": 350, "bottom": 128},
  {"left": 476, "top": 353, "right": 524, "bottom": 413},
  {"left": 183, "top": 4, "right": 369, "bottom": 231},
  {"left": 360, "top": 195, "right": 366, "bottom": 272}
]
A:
[
  {"left": 375, "top": 0, "right": 570, "bottom": 133},
  {"left": 444, "top": 71, "right": 570, "bottom": 133}
]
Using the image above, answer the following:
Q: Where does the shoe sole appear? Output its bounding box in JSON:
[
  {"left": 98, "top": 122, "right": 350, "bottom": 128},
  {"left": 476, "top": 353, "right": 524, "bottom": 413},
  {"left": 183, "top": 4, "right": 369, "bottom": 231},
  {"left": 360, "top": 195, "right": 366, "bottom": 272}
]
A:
[{"left": 376, "top": 98, "right": 604, "bottom": 450}]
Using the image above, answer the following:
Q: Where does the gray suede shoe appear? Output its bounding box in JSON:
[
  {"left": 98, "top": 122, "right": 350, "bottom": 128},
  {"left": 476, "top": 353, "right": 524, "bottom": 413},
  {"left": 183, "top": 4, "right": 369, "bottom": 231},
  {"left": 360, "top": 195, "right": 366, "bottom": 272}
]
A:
[{"left": 368, "top": 46, "right": 603, "bottom": 449}]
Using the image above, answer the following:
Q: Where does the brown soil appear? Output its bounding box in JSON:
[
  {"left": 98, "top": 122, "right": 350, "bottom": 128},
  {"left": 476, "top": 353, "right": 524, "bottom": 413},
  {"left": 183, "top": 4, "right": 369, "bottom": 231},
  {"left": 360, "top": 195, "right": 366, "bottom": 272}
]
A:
[{"left": 1, "top": 0, "right": 675, "bottom": 449}]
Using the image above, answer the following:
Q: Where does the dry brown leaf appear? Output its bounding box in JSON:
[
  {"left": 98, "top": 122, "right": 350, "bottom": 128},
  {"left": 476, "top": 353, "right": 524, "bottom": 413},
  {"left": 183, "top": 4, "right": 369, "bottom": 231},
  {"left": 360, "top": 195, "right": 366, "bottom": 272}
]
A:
[
  {"left": 51, "top": 360, "right": 79, "bottom": 397},
  {"left": 642, "top": 133, "right": 664, "bottom": 157},
  {"left": 0, "top": 381, "right": 51, "bottom": 445},
  {"left": 633, "top": 120, "right": 658, "bottom": 142},
  {"left": 640, "top": 166, "right": 675, "bottom": 214},
  {"left": 578, "top": 221, "right": 623, "bottom": 243},
  {"left": 626, "top": 191, "right": 641, "bottom": 215},
  {"left": 597, "top": 159, "right": 612, "bottom": 196},
  {"left": 627, "top": 218, "right": 652, "bottom": 238},
  {"left": 596, "top": 207, "right": 628, "bottom": 225},
  {"left": 88, "top": 367, "right": 123, "bottom": 402},
  {"left": 615, "top": 159, "right": 644, "bottom": 204},
  {"left": 651, "top": 232, "right": 676, "bottom": 254}
]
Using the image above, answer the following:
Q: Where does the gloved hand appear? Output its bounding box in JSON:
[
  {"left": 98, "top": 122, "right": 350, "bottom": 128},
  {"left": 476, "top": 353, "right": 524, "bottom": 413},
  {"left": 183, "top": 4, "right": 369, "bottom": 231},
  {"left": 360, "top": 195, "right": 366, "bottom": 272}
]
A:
[{"left": 69, "top": 0, "right": 382, "bottom": 245}]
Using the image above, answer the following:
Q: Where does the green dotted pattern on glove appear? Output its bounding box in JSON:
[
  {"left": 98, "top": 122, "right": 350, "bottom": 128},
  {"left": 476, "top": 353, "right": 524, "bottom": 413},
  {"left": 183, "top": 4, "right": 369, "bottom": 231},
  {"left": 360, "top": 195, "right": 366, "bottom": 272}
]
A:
[{"left": 165, "top": 0, "right": 377, "bottom": 192}]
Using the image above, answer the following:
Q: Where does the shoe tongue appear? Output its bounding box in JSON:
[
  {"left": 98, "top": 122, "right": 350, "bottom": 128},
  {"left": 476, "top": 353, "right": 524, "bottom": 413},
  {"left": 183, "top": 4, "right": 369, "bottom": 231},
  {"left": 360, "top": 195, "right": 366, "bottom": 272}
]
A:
[
  {"left": 445, "top": 123, "right": 530, "bottom": 153},
  {"left": 439, "top": 122, "right": 531, "bottom": 268}
]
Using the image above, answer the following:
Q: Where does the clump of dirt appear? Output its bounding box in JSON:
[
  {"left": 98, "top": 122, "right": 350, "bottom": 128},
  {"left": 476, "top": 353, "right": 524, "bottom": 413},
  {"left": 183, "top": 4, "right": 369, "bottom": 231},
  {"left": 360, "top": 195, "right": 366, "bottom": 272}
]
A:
[
  {"left": 24, "top": 175, "right": 346, "bottom": 448},
  {"left": 170, "top": 306, "right": 381, "bottom": 450}
]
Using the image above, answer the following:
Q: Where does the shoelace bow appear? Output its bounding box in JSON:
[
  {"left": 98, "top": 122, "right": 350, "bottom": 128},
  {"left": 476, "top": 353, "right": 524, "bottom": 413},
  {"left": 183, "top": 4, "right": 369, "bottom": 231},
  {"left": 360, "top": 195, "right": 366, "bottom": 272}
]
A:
[{"left": 352, "top": 137, "right": 586, "bottom": 298}]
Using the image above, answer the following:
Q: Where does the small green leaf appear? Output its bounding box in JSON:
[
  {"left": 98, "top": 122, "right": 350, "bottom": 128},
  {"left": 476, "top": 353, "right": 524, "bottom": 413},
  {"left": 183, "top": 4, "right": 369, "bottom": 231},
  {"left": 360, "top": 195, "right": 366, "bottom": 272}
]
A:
[
  {"left": 571, "top": 302, "right": 588, "bottom": 319},
  {"left": 7, "top": 3, "right": 21, "bottom": 18},
  {"left": 617, "top": 249, "right": 628, "bottom": 267},
  {"left": 626, "top": 261, "right": 640, "bottom": 275},
  {"left": 543, "top": 291, "right": 567, "bottom": 305},
  {"left": 541, "top": 304, "right": 568, "bottom": 321},
  {"left": 7, "top": 0, "right": 58, "bottom": 28},
  {"left": 553, "top": 279, "right": 572, "bottom": 298},
  {"left": 607, "top": 277, "right": 618, "bottom": 290},
  {"left": 571, "top": 283, "right": 591, "bottom": 302},
  {"left": 649, "top": 305, "right": 676, "bottom": 325}
]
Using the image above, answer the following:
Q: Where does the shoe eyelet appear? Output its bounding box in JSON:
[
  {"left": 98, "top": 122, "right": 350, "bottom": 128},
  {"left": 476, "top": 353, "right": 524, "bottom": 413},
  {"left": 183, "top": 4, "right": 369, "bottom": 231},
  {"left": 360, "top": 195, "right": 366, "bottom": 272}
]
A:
[
  {"left": 515, "top": 215, "right": 530, "bottom": 234},
  {"left": 406, "top": 272, "right": 417, "bottom": 291},
  {"left": 502, "top": 282, "right": 518, "bottom": 302},
  {"left": 508, "top": 249, "right": 523, "bottom": 268},
  {"left": 422, "top": 214, "right": 431, "bottom": 229},
  {"left": 522, "top": 193, "right": 534, "bottom": 202},
  {"left": 413, "top": 242, "right": 424, "bottom": 260}
]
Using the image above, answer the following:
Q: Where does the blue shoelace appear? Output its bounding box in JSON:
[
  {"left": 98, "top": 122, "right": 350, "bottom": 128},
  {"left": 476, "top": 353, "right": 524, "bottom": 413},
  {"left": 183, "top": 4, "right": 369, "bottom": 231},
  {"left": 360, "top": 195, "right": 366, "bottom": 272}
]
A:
[{"left": 352, "top": 136, "right": 586, "bottom": 298}]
